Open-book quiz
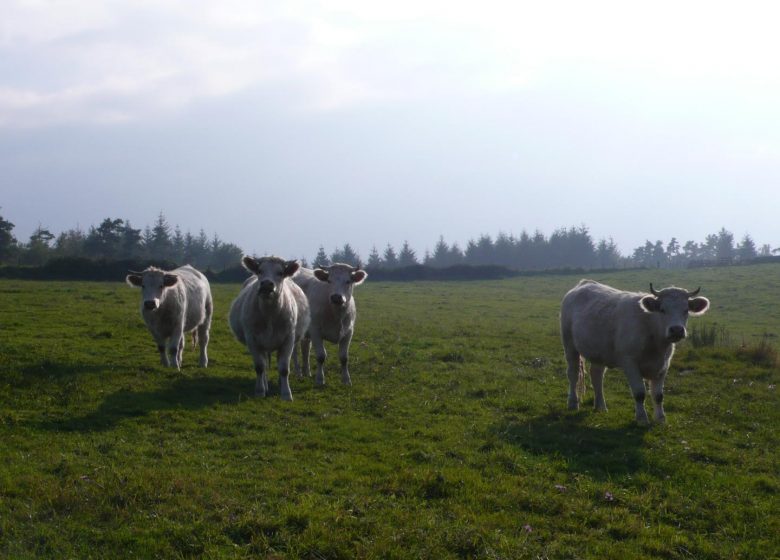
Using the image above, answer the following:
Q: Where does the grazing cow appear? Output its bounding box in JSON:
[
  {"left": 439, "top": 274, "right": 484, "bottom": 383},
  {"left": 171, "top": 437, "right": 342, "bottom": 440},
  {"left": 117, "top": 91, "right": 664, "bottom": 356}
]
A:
[
  {"left": 126, "top": 265, "right": 212, "bottom": 370},
  {"left": 294, "top": 263, "right": 367, "bottom": 386},
  {"left": 229, "top": 256, "right": 310, "bottom": 400},
  {"left": 560, "top": 279, "right": 710, "bottom": 424}
]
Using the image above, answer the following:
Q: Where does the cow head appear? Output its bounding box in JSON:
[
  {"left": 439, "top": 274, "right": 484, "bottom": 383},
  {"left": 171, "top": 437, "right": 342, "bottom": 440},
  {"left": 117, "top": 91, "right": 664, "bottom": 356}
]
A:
[
  {"left": 242, "top": 256, "right": 300, "bottom": 300},
  {"left": 313, "top": 263, "right": 367, "bottom": 307},
  {"left": 126, "top": 268, "right": 178, "bottom": 311},
  {"left": 639, "top": 284, "right": 710, "bottom": 342}
]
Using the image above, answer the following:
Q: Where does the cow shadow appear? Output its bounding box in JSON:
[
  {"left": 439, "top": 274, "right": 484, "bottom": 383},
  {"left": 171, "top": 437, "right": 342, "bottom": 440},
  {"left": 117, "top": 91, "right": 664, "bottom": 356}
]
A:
[
  {"left": 37, "top": 375, "right": 257, "bottom": 433},
  {"left": 492, "top": 410, "right": 650, "bottom": 480},
  {"left": 15, "top": 361, "right": 109, "bottom": 385}
]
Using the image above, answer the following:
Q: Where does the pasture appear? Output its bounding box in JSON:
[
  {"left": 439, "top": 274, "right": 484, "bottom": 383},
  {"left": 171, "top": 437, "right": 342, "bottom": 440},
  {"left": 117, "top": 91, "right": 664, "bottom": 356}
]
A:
[{"left": 1, "top": 265, "right": 778, "bottom": 559}]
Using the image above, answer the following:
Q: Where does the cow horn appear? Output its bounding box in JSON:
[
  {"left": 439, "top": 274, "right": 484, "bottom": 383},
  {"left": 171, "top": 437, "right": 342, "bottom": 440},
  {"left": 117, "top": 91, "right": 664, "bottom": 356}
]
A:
[
  {"left": 687, "top": 287, "right": 701, "bottom": 298},
  {"left": 128, "top": 269, "right": 145, "bottom": 275},
  {"left": 649, "top": 283, "right": 661, "bottom": 297}
]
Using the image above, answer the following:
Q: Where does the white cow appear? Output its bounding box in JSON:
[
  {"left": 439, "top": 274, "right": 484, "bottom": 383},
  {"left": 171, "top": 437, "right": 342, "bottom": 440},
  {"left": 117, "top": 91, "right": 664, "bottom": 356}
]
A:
[
  {"left": 229, "top": 256, "right": 310, "bottom": 400},
  {"left": 126, "top": 265, "right": 212, "bottom": 370},
  {"left": 560, "top": 279, "right": 710, "bottom": 425},
  {"left": 293, "top": 263, "right": 367, "bottom": 386}
]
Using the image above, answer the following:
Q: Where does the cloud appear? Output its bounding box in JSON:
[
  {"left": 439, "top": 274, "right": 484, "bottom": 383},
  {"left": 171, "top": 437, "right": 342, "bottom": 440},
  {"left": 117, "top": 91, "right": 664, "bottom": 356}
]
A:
[{"left": 2, "top": 1, "right": 780, "bottom": 128}]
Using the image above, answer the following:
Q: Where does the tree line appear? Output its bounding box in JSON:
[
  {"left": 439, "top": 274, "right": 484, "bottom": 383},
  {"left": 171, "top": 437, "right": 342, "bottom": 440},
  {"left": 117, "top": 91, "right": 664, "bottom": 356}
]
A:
[
  {"left": 314, "top": 227, "right": 777, "bottom": 270},
  {"left": 0, "top": 211, "right": 242, "bottom": 271},
  {"left": 1, "top": 209, "right": 776, "bottom": 273}
]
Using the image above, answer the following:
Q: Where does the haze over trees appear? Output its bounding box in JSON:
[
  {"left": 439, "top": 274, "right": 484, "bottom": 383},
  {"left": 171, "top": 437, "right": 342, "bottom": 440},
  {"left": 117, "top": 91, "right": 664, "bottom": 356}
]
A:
[
  {"left": 0, "top": 211, "right": 242, "bottom": 271},
  {"left": 0, "top": 209, "right": 776, "bottom": 273},
  {"left": 344, "top": 227, "right": 775, "bottom": 271}
]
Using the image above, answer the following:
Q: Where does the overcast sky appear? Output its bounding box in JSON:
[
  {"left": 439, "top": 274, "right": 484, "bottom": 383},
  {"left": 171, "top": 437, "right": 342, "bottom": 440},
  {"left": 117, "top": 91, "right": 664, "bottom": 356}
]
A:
[{"left": 2, "top": 0, "right": 779, "bottom": 260}]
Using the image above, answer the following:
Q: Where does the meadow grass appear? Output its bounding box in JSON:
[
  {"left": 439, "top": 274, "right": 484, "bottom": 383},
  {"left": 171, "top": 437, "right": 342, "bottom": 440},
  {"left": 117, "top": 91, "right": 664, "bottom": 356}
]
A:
[{"left": 0, "top": 265, "right": 778, "bottom": 559}]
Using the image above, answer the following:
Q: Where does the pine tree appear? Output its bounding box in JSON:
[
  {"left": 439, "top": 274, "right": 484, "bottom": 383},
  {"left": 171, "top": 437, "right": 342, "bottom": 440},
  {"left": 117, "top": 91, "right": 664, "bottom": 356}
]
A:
[
  {"left": 431, "top": 235, "right": 450, "bottom": 267},
  {"left": 367, "top": 246, "right": 382, "bottom": 268},
  {"left": 715, "top": 228, "right": 735, "bottom": 263},
  {"left": 331, "top": 243, "right": 360, "bottom": 267},
  {"left": 737, "top": 234, "right": 757, "bottom": 261},
  {"left": 150, "top": 212, "right": 173, "bottom": 259},
  {"left": 313, "top": 246, "right": 330, "bottom": 268},
  {"left": 398, "top": 240, "right": 417, "bottom": 266},
  {"left": 170, "top": 225, "right": 185, "bottom": 263},
  {"left": 382, "top": 244, "right": 398, "bottom": 268}
]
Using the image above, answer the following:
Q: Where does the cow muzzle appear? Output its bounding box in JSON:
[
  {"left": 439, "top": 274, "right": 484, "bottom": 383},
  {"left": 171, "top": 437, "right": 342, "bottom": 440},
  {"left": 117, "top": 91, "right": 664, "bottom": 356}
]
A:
[
  {"left": 144, "top": 300, "right": 158, "bottom": 310},
  {"left": 258, "top": 281, "right": 275, "bottom": 297},
  {"left": 330, "top": 294, "right": 346, "bottom": 306},
  {"left": 667, "top": 325, "right": 686, "bottom": 342}
]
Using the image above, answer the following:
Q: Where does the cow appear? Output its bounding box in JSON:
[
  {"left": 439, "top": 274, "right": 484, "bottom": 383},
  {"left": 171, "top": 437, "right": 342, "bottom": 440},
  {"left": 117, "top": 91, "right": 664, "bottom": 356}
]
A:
[
  {"left": 560, "top": 279, "right": 710, "bottom": 425},
  {"left": 126, "top": 265, "right": 212, "bottom": 370},
  {"left": 228, "top": 256, "right": 310, "bottom": 401},
  {"left": 293, "top": 263, "right": 367, "bottom": 386}
]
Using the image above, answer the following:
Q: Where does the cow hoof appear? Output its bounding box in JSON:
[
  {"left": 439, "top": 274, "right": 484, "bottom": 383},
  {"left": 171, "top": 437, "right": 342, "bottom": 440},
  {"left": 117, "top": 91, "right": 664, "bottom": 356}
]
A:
[
  {"left": 281, "top": 394, "right": 293, "bottom": 402},
  {"left": 654, "top": 415, "right": 667, "bottom": 424},
  {"left": 567, "top": 400, "right": 579, "bottom": 410}
]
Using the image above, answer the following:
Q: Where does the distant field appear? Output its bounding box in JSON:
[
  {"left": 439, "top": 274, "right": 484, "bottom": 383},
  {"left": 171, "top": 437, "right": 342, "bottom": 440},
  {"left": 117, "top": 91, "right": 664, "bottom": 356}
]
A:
[{"left": 1, "top": 264, "right": 778, "bottom": 559}]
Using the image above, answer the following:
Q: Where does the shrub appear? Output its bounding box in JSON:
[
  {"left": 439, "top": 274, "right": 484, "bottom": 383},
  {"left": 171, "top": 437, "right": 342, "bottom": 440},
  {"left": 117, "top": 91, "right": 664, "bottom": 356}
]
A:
[
  {"left": 737, "top": 336, "right": 779, "bottom": 368},
  {"left": 689, "top": 323, "right": 731, "bottom": 348}
]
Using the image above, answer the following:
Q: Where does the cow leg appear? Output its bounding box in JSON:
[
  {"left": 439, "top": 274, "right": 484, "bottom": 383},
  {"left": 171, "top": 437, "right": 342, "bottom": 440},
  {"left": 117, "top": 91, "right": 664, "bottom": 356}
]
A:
[
  {"left": 155, "top": 336, "right": 170, "bottom": 367},
  {"left": 650, "top": 373, "right": 667, "bottom": 423},
  {"left": 277, "top": 337, "right": 295, "bottom": 401},
  {"left": 311, "top": 332, "right": 327, "bottom": 386},
  {"left": 167, "top": 321, "right": 185, "bottom": 370},
  {"left": 253, "top": 352, "right": 269, "bottom": 397},
  {"left": 176, "top": 336, "right": 185, "bottom": 368},
  {"left": 291, "top": 343, "right": 301, "bottom": 378},
  {"left": 624, "top": 365, "right": 650, "bottom": 425},
  {"left": 564, "top": 348, "right": 581, "bottom": 410},
  {"left": 167, "top": 339, "right": 181, "bottom": 370},
  {"left": 338, "top": 330, "right": 353, "bottom": 386},
  {"left": 197, "top": 323, "right": 209, "bottom": 368},
  {"left": 300, "top": 337, "right": 312, "bottom": 378},
  {"left": 590, "top": 364, "right": 607, "bottom": 411}
]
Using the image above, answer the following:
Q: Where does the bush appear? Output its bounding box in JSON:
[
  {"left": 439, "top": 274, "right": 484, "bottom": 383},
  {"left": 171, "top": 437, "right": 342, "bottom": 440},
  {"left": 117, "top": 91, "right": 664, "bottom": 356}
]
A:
[
  {"left": 737, "top": 336, "right": 779, "bottom": 368},
  {"left": 689, "top": 324, "right": 731, "bottom": 348}
]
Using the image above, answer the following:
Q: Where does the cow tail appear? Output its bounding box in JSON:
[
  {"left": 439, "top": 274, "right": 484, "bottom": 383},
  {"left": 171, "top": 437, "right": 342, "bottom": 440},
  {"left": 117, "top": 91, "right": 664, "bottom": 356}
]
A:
[
  {"left": 576, "top": 356, "right": 586, "bottom": 401},
  {"left": 191, "top": 330, "right": 198, "bottom": 348}
]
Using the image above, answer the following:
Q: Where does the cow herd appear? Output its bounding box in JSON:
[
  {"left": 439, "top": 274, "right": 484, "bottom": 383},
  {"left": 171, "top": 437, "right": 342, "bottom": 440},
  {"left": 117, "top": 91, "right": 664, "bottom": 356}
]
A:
[{"left": 127, "top": 259, "right": 710, "bottom": 424}]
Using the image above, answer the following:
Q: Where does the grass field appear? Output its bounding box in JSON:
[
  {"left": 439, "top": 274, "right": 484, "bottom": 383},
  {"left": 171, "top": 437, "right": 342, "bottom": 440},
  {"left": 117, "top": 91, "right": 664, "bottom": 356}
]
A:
[{"left": 1, "top": 265, "right": 778, "bottom": 559}]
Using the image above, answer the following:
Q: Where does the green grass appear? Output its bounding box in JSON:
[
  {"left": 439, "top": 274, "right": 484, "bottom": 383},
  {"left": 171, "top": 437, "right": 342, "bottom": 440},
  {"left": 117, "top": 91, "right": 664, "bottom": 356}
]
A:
[{"left": 1, "top": 265, "right": 778, "bottom": 559}]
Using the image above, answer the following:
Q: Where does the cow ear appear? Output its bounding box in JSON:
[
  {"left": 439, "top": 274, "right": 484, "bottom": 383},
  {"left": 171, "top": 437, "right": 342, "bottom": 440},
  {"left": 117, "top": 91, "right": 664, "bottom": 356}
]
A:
[
  {"left": 688, "top": 296, "right": 710, "bottom": 316},
  {"left": 639, "top": 295, "right": 662, "bottom": 313},
  {"left": 163, "top": 274, "right": 179, "bottom": 287},
  {"left": 242, "top": 256, "right": 260, "bottom": 274},
  {"left": 126, "top": 274, "right": 143, "bottom": 287},
  {"left": 351, "top": 269, "right": 367, "bottom": 285},
  {"left": 314, "top": 268, "right": 330, "bottom": 282},
  {"left": 284, "top": 260, "right": 300, "bottom": 277}
]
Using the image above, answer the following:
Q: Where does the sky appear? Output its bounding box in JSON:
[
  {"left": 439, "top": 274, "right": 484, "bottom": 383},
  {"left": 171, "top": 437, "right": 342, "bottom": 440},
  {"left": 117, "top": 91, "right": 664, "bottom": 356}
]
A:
[{"left": 2, "top": 0, "right": 779, "bottom": 260}]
